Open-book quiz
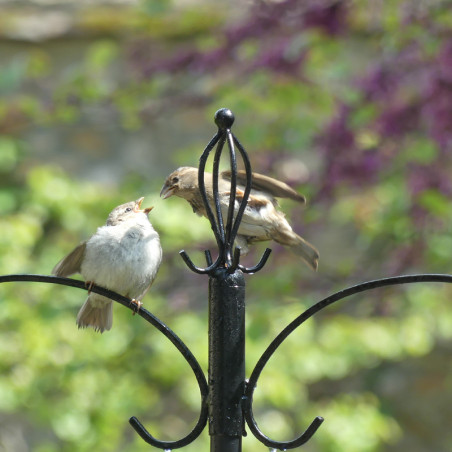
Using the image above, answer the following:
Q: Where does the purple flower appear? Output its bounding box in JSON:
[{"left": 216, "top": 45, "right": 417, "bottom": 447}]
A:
[
  {"left": 315, "top": 105, "right": 384, "bottom": 196},
  {"left": 250, "top": 39, "right": 307, "bottom": 76},
  {"left": 359, "top": 65, "right": 399, "bottom": 102},
  {"left": 303, "top": 1, "right": 348, "bottom": 35},
  {"left": 318, "top": 104, "right": 355, "bottom": 153},
  {"left": 408, "top": 164, "right": 452, "bottom": 197},
  {"left": 417, "top": 40, "right": 452, "bottom": 149},
  {"left": 378, "top": 103, "right": 420, "bottom": 137}
]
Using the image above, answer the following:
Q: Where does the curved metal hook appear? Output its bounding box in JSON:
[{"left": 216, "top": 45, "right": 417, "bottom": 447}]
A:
[
  {"left": 128, "top": 302, "right": 209, "bottom": 449},
  {"left": 0, "top": 274, "right": 209, "bottom": 450},
  {"left": 179, "top": 250, "right": 219, "bottom": 275},
  {"left": 204, "top": 249, "right": 213, "bottom": 266},
  {"left": 239, "top": 248, "right": 272, "bottom": 274},
  {"left": 244, "top": 273, "right": 452, "bottom": 449},
  {"left": 130, "top": 399, "right": 208, "bottom": 450},
  {"left": 243, "top": 392, "right": 324, "bottom": 449},
  {"left": 226, "top": 247, "right": 242, "bottom": 274}
]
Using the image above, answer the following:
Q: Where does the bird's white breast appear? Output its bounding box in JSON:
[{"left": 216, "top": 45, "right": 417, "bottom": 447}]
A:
[{"left": 81, "top": 215, "right": 162, "bottom": 299}]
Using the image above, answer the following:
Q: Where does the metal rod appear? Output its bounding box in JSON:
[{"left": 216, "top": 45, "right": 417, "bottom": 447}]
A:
[
  {"left": 208, "top": 268, "right": 246, "bottom": 452},
  {"left": 225, "top": 130, "right": 238, "bottom": 258},
  {"left": 244, "top": 272, "right": 452, "bottom": 449},
  {"left": 0, "top": 274, "right": 209, "bottom": 449}
]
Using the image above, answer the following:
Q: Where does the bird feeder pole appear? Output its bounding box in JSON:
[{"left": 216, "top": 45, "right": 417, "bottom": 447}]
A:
[
  {"left": 178, "top": 108, "right": 272, "bottom": 452},
  {"left": 2, "top": 109, "right": 452, "bottom": 451},
  {"left": 208, "top": 268, "right": 246, "bottom": 452}
]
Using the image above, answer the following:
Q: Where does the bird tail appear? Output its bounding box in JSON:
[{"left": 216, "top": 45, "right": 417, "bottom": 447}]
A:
[
  {"left": 289, "top": 235, "right": 319, "bottom": 271},
  {"left": 273, "top": 229, "right": 319, "bottom": 271},
  {"left": 76, "top": 296, "right": 113, "bottom": 333}
]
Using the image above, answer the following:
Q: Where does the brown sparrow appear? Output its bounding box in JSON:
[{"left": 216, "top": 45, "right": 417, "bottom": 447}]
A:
[
  {"left": 52, "top": 198, "right": 162, "bottom": 332},
  {"left": 160, "top": 167, "right": 319, "bottom": 270}
]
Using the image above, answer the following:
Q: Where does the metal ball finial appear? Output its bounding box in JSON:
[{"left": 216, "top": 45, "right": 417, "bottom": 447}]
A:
[{"left": 214, "top": 108, "right": 235, "bottom": 130}]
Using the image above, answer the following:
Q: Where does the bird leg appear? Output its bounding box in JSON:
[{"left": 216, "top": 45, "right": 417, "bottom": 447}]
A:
[
  {"left": 129, "top": 299, "right": 142, "bottom": 315},
  {"left": 85, "top": 281, "right": 95, "bottom": 294}
]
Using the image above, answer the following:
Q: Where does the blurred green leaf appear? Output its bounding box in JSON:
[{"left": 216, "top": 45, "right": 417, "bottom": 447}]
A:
[{"left": 85, "top": 41, "right": 119, "bottom": 71}]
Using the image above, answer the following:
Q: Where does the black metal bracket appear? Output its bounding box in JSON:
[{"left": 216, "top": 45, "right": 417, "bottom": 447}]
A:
[
  {"left": 0, "top": 274, "right": 208, "bottom": 450},
  {"left": 243, "top": 273, "right": 452, "bottom": 449},
  {"left": 3, "top": 273, "right": 452, "bottom": 449},
  {"left": 2, "top": 109, "right": 452, "bottom": 451},
  {"left": 179, "top": 108, "right": 272, "bottom": 276}
]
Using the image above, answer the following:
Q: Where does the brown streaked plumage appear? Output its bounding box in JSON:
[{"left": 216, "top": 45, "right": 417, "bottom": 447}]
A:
[{"left": 160, "top": 167, "right": 319, "bottom": 270}]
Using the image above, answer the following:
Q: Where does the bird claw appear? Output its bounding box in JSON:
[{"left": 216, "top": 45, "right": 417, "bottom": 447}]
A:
[
  {"left": 85, "top": 281, "right": 94, "bottom": 294},
  {"left": 130, "top": 299, "right": 142, "bottom": 315}
]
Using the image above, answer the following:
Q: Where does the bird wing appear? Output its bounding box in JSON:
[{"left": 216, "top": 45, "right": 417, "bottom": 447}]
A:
[
  {"left": 52, "top": 242, "right": 87, "bottom": 277},
  {"left": 219, "top": 189, "right": 276, "bottom": 237},
  {"left": 220, "top": 170, "right": 306, "bottom": 203}
]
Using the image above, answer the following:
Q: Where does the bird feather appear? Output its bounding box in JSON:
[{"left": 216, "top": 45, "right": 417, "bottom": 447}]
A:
[
  {"left": 52, "top": 242, "right": 87, "bottom": 277},
  {"left": 221, "top": 170, "right": 306, "bottom": 204}
]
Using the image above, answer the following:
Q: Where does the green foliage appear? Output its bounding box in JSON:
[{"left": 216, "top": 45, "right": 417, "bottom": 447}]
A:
[{"left": 1, "top": 1, "right": 452, "bottom": 451}]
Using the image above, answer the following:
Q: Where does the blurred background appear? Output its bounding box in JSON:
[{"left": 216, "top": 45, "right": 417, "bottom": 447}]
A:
[{"left": 1, "top": 0, "right": 452, "bottom": 450}]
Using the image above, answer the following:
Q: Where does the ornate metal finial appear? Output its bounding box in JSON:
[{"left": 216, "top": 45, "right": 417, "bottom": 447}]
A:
[
  {"left": 214, "top": 108, "right": 235, "bottom": 130},
  {"left": 179, "top": 108, "right": 271, "bottom": 275}
]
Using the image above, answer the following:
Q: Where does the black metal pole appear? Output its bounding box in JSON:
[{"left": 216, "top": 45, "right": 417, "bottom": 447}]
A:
[{"left": 208, "top": 268, "right": 245, "bottom": 452}]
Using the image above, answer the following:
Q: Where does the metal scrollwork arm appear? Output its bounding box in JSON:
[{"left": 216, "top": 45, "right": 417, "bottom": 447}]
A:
[
  {"left": 243, "top": 273, "right": 452, "bottom": 449},
  {"left": 0, "top": 274, "right": 208, "bottom": 450}
]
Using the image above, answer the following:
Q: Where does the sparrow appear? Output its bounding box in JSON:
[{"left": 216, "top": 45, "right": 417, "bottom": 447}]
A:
[
  {"left": 160, "top": 167, "right": 319, "bottom": 270},
  {"left": 52, "top": 198, "right": 162, "bottom": 333}
]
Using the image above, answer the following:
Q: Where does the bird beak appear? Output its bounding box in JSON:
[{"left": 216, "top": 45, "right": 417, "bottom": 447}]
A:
[
  {"left": 134, "top": 197, "right": 154, "bottom": 214},
  {"left": 160, "top": 183, "right": 174, "bottom": 199}
]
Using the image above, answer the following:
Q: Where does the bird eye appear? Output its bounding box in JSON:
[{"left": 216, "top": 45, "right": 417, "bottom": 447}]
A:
[
  {"left": 172, "top": 176, "right": 179, "bottom": 184},
  {"left": 125, "top": 207, "right": 132, "bottom": 212}
]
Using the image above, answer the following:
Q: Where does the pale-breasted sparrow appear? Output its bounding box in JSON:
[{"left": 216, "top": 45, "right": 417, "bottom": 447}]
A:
[{"left": 53, "top": 198, "right": 162, "bottom": 332}]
